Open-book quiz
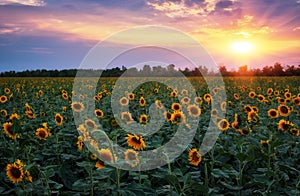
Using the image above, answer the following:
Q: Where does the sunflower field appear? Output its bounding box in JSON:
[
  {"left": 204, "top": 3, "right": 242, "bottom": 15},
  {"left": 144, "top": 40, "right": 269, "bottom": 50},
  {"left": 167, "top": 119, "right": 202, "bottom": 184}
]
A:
[{"left": 0, "top": 76, "right": 299, "bottom": 195}]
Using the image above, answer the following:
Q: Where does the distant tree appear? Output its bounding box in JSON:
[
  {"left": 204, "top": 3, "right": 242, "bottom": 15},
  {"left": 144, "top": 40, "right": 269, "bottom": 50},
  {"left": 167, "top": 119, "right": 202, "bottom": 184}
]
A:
[
  {"left": 238, "top": 65, "right": 248, "bottom": 76},
  {"left": 273, "top": 62, "right": 284, "bottom": 76},
  {"left": 219, "top": 65, "right": 228, "bottom": 76}
]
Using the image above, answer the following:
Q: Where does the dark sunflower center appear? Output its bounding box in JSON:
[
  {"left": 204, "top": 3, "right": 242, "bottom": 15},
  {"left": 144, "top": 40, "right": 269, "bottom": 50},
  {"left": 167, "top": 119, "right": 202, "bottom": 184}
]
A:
[
  {"left": 132, "top": 137, "right": 141, "bottom": 144},
  {"left": 140, "top": 99, "right": 145, "bottom": 104},
  {"left": 11, "top": 167, "right": 22, "bottom": 178},
  {"left": 190, "top": 107, "right": 199, "bottom": 115},
  {"left": 192, "top": 152, "right": 199, "bottom": 161},
  {"left": 245, "top": 107, "right": 251, "bottom": 112},
  {"left": 280, "top": 106, "right": 289, "bottom": 113},
  {"left": 74, "top": 104, "right": 81, "bottom": 110},
  {"left": 124, "top": 114, "right": 131, "bottom": 121},
  {"left": 127, "top": 152, "right": 136, "bottom": 160},
  {"left": 7, "top": 125, "right": 13, "bottom": 134},
  {"left": 220, "top": 121, "right": 228, "bottom": 128},
  {"left": 166, "top": 112, "right": 172, "bottom": 120},
  {"left": 282, "top": 123, "right": 289, "bottom": 130},
  {"left": 56, "top": 117, "right": 62, "bottom": 123},
  {"left": 174, "top": 104, "right": 180, "bottom": 110},
  {"left": 87, "top": 121, "right": 94, "bottom": 128},
  {"left": 39, "top": 131, "right": 46, "bottom": 138},
  {"left": 270, "top": 111, "right": 277, "bottom": 116}
]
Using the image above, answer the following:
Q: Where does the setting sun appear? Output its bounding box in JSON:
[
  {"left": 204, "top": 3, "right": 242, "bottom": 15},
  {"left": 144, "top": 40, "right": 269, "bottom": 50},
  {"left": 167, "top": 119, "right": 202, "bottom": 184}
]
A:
[{"left": 231, "top": 41, "right": 254, "bottom": 54}]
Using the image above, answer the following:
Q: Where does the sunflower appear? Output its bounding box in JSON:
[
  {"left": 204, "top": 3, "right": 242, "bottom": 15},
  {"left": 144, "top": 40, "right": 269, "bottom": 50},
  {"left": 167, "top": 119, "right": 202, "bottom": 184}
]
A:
[
  {"left": 0, "top": 95, "right": 8, "bottom": 103},
  {"left": 110, "top": 119, "right": 118, "bottom": 127},
  {"left": 251, "top": 106, "right": 259, "bottom": 113},
  {"left": 289, "top": 128, "right": 300, "bottom": 136},
  {"left": 85, "top": 119, "right": 97, "bottom": 130},
  {"left": 36, "top": 128, "right": 49, "bottom": 140},
  {"left": 139, "top": 114, "right": 148, "bottom": 124},
  {"left": 90, "top": 153, "right": 97, "bottom": 161},
  {"left": 188, "top": 148, "right": 202, "bottom": 166},
  {"left": 3, "top": 122, "right": 18, "bottom": 139},
  {"left": 217, "top": 119, "right": 229, "bottom": 131},
  {"left": 154, "top": 88, "right": 159, "bottom": 94},
  {"left": 187, "top": 105, "right": 201, "bottom": 118},
  {"left": 95, "top": 160, "right": 105, "bottom": 169},
  {"left": 121, "top": 112, "right": 133, "bottom": 124},
  {"left": 181, "top": 97, "right": 190, "bottom": 105},
  {"left": 243, "top": 105, "right": 252, "bottom": 113},
  {"left": 260, "top": 140, "right": 269, "bottom": 147},
  {"left": 267, "top": 109, "right": 278, "bottom": 118},
  {"left": 125, "top": 149, "right": 139, "bottom": 167},
  {"left": 94, "top": 109, "right": 104, "bottom": 118},
  {"left": 77, "top": 136, "right": 83, "bottom": 151},
  {"left": 266, "top": 88, "right": 273, "bottom": 95},
  {"left": 4, "top": 88, "right": 10, "bottom": 94},
  {"left": 6, "top": 162, "right": 24, "bottom": 183},
  {"left": 181, "top": 89, "right": 188, "bottom": 95},
  {"left": 249, "top": 91, "right": 256, "bottom": 98},
  {"left": 278, "top": 105, "right": 291, "bottom": 117},
  {"left": 9, "top": 113, "right": 20, "bottom": 121},
  {"left": 25, "top": 103, "right": 31, "bottom": 111},
  {"left": 120, "top": 97, "right": 129, "bottom": 106},
  {"left": 164, "top": 111, "right": 173, "bottom": 122},
  {"left": 194, "top": 97, "right": 202, "bottom": 105},
  {"left": 236, "top": 129, "right": 251, "bottom": 136},
  {"left": 1, "top": 109, "right": 7, "bottom": 117},
  {"left": 62, "top": 93, "right": 68, "bottom": 100},
  {"left": 170, "top": 91, "right": 177, "bottom": 97},
  {"left": 277, "top": 97, "right": 286, "bottom": 105},
  {"left": 172, "top": 111, "right": 186, "bottom": 125},
  {"left": 203, "top": 94, "right": 212, "bottom": 104},
  {"left": 257, "top": 94, "right": 265, "bottom": 102},
  {"left": 24, "top": 170, "right": 32, "bottom": 182},
  {"left": 139, "top": 97, "right": 146, "bottom": 107},
  {"left": 99, "top": 149, "right": 114, "bottom": 162},
  {"left": 233, "top": 93, "right": 239, "bottom": 100},
  {"left": 247, "top": 111, "right": 258, "bottom": 122},
  {"left": 292, "top": 97, "right": 300, "bottom": 106},
  {"left": 211, "top": 109, "right": 218, "bottom": 117},
  {"left": 220, "top": 101, "right": 226, "bottom": 111},
  {"left": 231, "top": 113, "right": 240, "bottom": 130},
  {"left": 128, "top": 93, "right": 135, "bottom": 101},
  {"left": 55, "top": 113, "right": 63, "bottom": 126},
  {"left": 71, "top": 102, "right": 84, "bottom": 112},
  {"left": 278, "top": 119, "right": 294, "bottom": 132},
  {"left": 171, "top": 103, "right": 181, "bottom": 112},
  {"left": 274, "top": 90, "right": 280, "bottom": 96},
  {"left": 284, "top": 92, "right": 291, "bottom": 99},
  {"left": 93, "top": 96, "right": 99, "bottom": 102},
  {"left": 126, "top": 134, "right": 146, "bottom": 151},
  {"left": 25, "top": 110, "right": 35, "bottom": 119},
  {"left": 155, "top": 100, "right": 164, "bottom": 110}
]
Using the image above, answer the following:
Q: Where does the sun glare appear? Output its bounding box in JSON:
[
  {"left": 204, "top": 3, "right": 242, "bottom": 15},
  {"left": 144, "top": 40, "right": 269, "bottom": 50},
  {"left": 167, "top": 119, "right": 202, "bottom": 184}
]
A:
[{"left": 231, "top": 41, "right": 253, "bottom": 54}]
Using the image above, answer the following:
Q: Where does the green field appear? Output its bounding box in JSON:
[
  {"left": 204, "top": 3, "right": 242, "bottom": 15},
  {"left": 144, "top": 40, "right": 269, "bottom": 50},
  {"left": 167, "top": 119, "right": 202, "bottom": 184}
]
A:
[{"left": 0, "top": 77, "right": 299, "bottom": 195}]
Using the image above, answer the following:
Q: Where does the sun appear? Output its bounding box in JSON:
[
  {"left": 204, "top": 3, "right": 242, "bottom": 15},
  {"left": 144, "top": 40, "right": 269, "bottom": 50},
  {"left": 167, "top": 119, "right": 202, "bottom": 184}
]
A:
[{"left": 230, "top": 41, "right": 253, "bottom": 54}]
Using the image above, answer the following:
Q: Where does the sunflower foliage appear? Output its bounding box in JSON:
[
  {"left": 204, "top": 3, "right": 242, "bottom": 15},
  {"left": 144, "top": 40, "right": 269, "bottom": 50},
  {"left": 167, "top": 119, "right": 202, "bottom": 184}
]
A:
[{"left": 0, "top": 76, "right": 299, "bottom": 195}]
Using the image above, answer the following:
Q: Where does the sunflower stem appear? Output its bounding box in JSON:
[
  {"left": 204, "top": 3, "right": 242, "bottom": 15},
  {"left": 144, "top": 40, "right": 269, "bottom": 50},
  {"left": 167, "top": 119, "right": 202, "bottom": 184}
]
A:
[
  {"left": 204, "top": 162, "right": 208, "bottom": 188},
  {"left": 89, "top": 168, "right": 94, "bottom": 196}
]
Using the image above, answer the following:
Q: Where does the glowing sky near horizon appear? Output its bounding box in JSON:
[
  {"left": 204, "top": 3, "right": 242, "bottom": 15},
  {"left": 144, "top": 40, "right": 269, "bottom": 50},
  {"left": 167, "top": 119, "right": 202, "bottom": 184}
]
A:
[{"left": 0, "top": 0, "right": 299, "bottom": 72}]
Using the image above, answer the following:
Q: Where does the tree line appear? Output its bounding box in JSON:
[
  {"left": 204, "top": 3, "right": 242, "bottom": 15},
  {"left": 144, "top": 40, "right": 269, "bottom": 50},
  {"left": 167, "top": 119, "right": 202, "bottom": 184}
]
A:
[{"left": 1, "top": 63, "right": 299, "bottom": 77}]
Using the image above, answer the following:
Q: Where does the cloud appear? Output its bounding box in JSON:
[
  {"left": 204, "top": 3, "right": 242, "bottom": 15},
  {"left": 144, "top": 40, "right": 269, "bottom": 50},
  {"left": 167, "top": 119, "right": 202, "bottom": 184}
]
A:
[
  {"left": 147, "top": 0, "right": 206, "bottom": 18},
  {"left": 0, "top": 0, "right": 45, "bottom": 6}
]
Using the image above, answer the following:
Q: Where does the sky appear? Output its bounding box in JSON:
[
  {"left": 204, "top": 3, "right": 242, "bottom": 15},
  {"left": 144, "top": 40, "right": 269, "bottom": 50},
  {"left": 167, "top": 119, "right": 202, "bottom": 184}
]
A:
[{"left": 0, "top": 0, "right": 299, "bottom": 72}]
